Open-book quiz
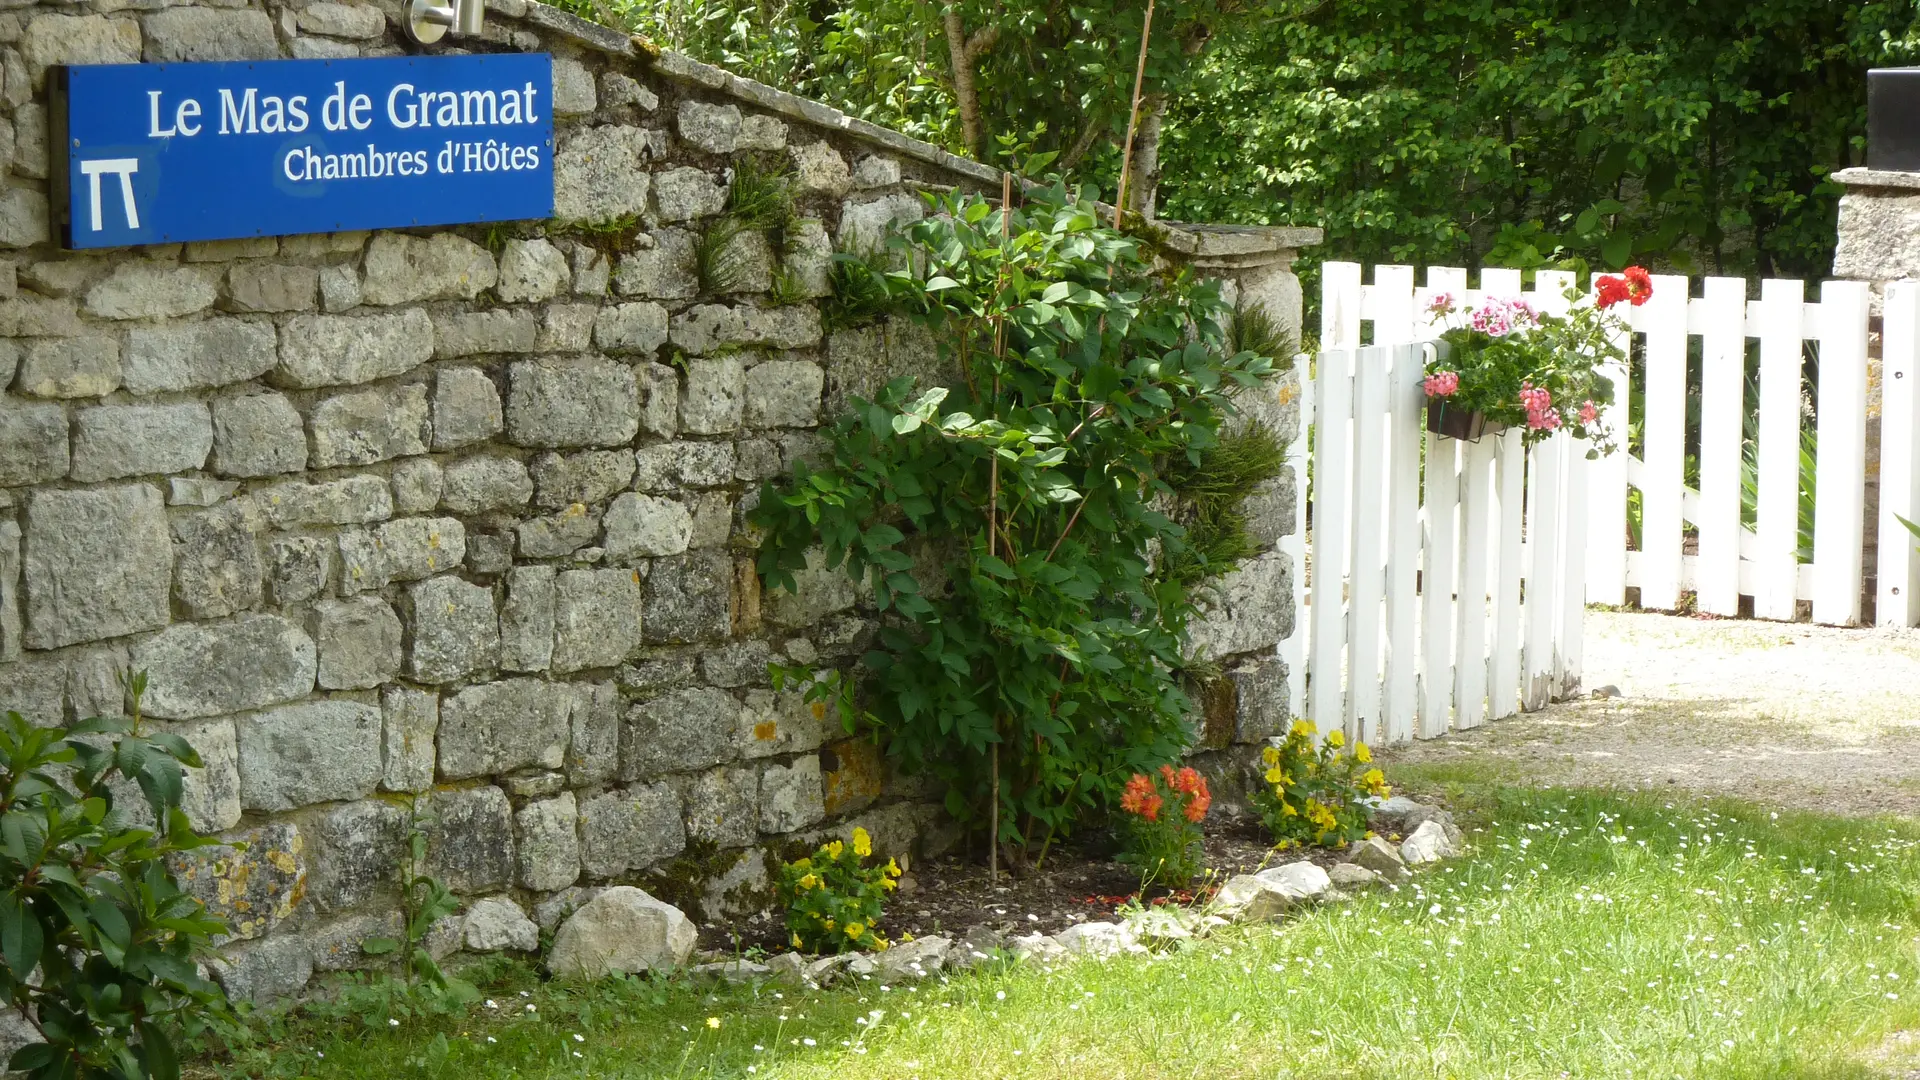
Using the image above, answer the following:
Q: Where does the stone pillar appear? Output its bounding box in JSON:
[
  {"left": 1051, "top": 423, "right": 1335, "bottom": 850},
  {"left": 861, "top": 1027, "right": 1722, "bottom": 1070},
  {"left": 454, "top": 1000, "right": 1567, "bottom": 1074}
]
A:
[{"left": 1158, "top": 223, "right": 1321, "bottom": 801}]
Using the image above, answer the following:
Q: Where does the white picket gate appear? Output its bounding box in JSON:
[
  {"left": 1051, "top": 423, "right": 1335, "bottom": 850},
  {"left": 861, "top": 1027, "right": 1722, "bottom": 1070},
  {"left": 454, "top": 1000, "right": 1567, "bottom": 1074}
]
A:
[
  {"left": 1322, "top": 263, "right": 1920, "bottom": 630},
  {"left": 1295, "top": 299, "right": 1589, "bottom": 746}
]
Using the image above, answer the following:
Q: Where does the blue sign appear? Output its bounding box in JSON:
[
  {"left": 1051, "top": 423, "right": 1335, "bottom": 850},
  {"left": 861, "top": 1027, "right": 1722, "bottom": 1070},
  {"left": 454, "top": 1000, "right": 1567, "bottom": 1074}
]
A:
[{"left": 52, "top": 54, "right": 553, "bottom": 249}]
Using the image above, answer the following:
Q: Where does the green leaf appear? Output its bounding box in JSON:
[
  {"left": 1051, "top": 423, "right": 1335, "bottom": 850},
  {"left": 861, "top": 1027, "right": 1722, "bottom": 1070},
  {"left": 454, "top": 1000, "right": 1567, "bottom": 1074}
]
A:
[
  {"left": 890, "top": 413, "right": 923, "bottom": 435},
  {"left": 924, "top": 275, "right": 963, "bottom": 292},
  {"left": 0, "top": 893, "right": 40, "bottom": 980}
]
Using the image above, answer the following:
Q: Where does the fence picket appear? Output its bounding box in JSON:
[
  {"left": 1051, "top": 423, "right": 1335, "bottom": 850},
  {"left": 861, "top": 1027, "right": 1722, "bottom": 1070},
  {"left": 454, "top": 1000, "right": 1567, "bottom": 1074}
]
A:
[
  {"left": 1587, "top": 295, "right": 1632, "bottom": 607},
  {"left": 1812, "top": 281, "right": 1872, "bottom": 625},
  {"left": 1880, "top": 282, "right": 1920, "bottom": 627},
  {"left": 1523, "top": 436, "right": 1564, "bottom": 710},
  {"left": 1322, "top": 262, "right": 1363, "bottom": 349},
  {"left": 1309, "top": 348, "right": 1353, "bottom": 732},
  {"left": 1558, "top": 435, "right": 1590, "bottom": 695},
  {"left": 1452, "top": 437, "right": 1497, "bottom": 728},
  {"left": 1488, "top": 431, "right": 1526, "bottom": 719},
  {"left": 1638, "top": 276, "right": 1690, "bottom": 610},
  {"left": 1419, "top": 435, "right": 1461, "bottom": 737},
  {"left": 1754, "top": 278, "right": 1805, "bottom": 621},
  {"left": 1383, "top": 343, "right": 1425, "bottom": 741},
  {"left": 1696, "top": 277, "right": 1747, "bottom": 616},
  {"left": 1346, "top": 345, "right": 1391, "bottom": 743}
]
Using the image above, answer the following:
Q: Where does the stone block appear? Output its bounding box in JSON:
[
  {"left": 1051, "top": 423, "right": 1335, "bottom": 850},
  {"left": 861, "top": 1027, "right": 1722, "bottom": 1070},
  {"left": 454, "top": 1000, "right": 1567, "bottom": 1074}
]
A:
[
  {"left": 684, "top": 765, "right": 758, "bottom": 846},
  {"left": 538, "top": 303, "right": 598, "bottom": 351},
  {"left": 210, "top": 936, "right": 313, "bottom": 1004},
  {"left": 124, "top": 319, "right": 278, "bottom": 394},
  {"left": 0, "top": 400, "right": 69, "bottom": 485},
  {"left": 602, "top": 493, "right": 691, "bottom": 561},
  {"left": 312, "top": 597, "right": 402, "bottom": 690},
  {"left": 440, "top": 455, "right": 533, "bottom": 513},
  {"left": 171, "top": 501, "right": 263, "bottom": 619},
  {"left": 0, "top": 521, "right": 18, "bottom": 664},
  {"left": 465, "top": 531, "right": 514, "bottom": 574},
  {"left": 465, "top": 895, "right": 540, "bottom": 952},
  {"left": 173, "top": 717, "right": 243, "bottom": 833},
  {"left": 256, "top": 476, "right": 393, "bottom": 527},
  {"left": 763, "top": 547, "right": 862, "bottom": 629},
  {"left": 643, "top": 551, "right": 733, "bottom": 644},
  {"left": 1227, "top": 656, "right": 1287, "bottom": 743},
  {"left": 497, "top": 237, "right": 569, "bottom": 303},
  {"left": 309, "top": 912, "right": 402, "bottom": 971},
  {"left": 422, "top": 786, "right": 516, "bottom": 893},
  {"left": 229, "top": 264, "right": 318, "bottom": 313},
  {"left": 789, "top": 142, "right": 849, "bottom": 197},
  {"left": 142, "top": 7, "right": 278, "bottom": 62},
  {"left": 713, "top": 230, "right": 774, "bottom": 294},
  {"left": 23, "top": 485, "right": 171, "bottom": 650},
  {"left": 681, "top": 357, "right": 745, "bottom": 434},
  {"left": 652, "top": 167, "right": 726, "bottom": 223},
  {"left": 516, "top": 504, "right": 599, "bottom": 558},
  {"left": 578, "top": 784, "right": 684, "bottom": 877},
  {"left": 612, "top": 230, "right": 697, "bottom": 300},
  {"left": 266, "top": 536, "right": 332, "bottom": 606},
  {"left": 306, "top": 800, "right": 408, "bottom": 912},
  {"left": 638, "top": 362, "right": 680, "bottom": 438},
  {"left": 168, "top": 822, "right": 305, "bottom": 942},
  {"left": 361, "top": 233, "right": 497, "bottom": 306},
  {"left": 16, "top": 336, "right": 120, "bottom": 398},
  {"left": 133, "top": 614, "right": 316, "bottom": 720},
  {"left": 0, "top": 655, "right": 64, "bottom": 727},
  {"left": 571, "top": 244, "right": 611, "bottom": 296},
  {"left": 378, "top": 516, "right": 466, "bottom": 581},
  {"left": 839, "top": 193, "right": 925, "bottom": 258},
  {"left": 432, "top": 309, "right": 539, "bottom": 358},
  {"left": 737, "top": 687, "right": 827, "bottom": 759},
  {"left": 505, "top": 357, "right": 640, "bottom": 448},
  {"left": 758, "top": 756, "right": 824, "bottom": 833},
  {"left": 517, "top": 791, "right": 581, "bottom": 892},
  {"left": 739, "top": 115, "right": 787, "bottom": 151},
  {"left": 336, "top": 527, "right": 388, "bottom": 596},
  {"left": 552, "top": 568, "right": 644, "bottom": 674},
  {"left": 211, "top": 393, "right": 308, "bottom": 477},
  {"left": 668, "top": 304, "right": 743, "bottom": 356},
  {"left": 852, "top": 155, "right": 902, "bottom": 188},
  {"left": 85, "top": 263, "right": 216, "bottom": 319},
  {"left": 698, "top": 640, "right": 770, "bottom": 690},
  {"left": 236, "top": 700, "right": 382, "bottom": 811},
  {"left": 406, "top": 575, "right": 499, "bottom": 683},
  {"left": 592, "top": 301, "right": 670, "bottom": 355},
  {"left": 168, "top": 478, "right": 240, "bottom": 507},
  {"left": 530, "top": 449, "right": 633, "bottom": 510},
  {"left": 21, "top": 14, "right": 142, "bottom": 85},
  {"left": 319, "top": 264, "right": 361, "bottom": 310},
  {"left": 391, "top": 458, "right": 444, "bottom": 514},
  {"left": 553, "top": 125, "right": 663, "bottom": 222},
  {"left": 782, "top": 218, "right": 832, "bottom": 297},
  {"left": 276, "top": 309, "right": 435, "bottom": 389},
  {"left": 381, "top": 686, "right": 437, "bottom": 793},
  {"left": 437, "top": 677, "right": 572, "bottom": 779},
  {"left": 308, "top": 383, "right": 430, "bottom": 468},
  {"left": 601, "top": 72, "right": 657, "bottom": 111},
  {"left": 821, "top": 738, "right": 884, "bottom": 816},
  {"left": 547, "top": 886, "right": 694, "bottom": 978},
  {"left": 677, "top": 101, "right": 740, "bottom": 154},
  {"left": 1188, "top": 550, "right": 1293, "bottom": 662},
  {"left": 0, "top": 188, "right": 47, "bottom": 249},
  {"left": 633, "top": 441, "right": 735, "bottom": 492},
  {"left": 687, "top": 491, "right": 732, "bottom": 549},
  {"left": 1241, "top": 474, "right": 1294, "bottom": 549},
  {"left": 740, "top": 304, "right": 822, "bottom": 349},
  {"left": 566, "top": 681, "right": 621, "bottom": 786},
  {"left": 744, "top": 360, "right": 823, "bottom": 428},
  {"left": 622, "top": 686, "right": 738, "bottom": 779},
  {"left": 499, "top": 565, "right": 556, "bottom": 672},
  {"left": 296, "top": 3, "right": 386, "bottom": 38},
  {"left": 552, "top": 56, "right": 596, "bottom": 115},
  {"left": 68, "top": 402, "right": 211, "bottom": 481}
]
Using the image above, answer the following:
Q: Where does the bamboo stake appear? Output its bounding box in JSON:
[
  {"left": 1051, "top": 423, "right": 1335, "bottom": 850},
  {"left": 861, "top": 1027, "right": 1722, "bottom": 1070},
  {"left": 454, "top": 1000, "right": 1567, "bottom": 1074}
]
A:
[
  {"left": 988, "top": 169, "right": 1012, "bottom": 883},
  {"left": 1113, "top": 0, "right": 1157, "bottom": 229}
]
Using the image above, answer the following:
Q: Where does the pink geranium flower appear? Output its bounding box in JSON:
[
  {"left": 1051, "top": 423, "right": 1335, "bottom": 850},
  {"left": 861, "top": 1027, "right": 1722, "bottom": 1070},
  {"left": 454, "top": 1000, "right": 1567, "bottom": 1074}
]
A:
[{"left": 1423, "top": 371, "right": 1460, "bottom": 397}]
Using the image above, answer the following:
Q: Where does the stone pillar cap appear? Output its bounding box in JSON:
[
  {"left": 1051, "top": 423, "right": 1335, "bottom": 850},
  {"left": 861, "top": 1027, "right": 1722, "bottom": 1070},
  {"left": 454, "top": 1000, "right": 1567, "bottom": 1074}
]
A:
[{"left": 1833, "top": 167, "right": 1920, "bottom": 191}]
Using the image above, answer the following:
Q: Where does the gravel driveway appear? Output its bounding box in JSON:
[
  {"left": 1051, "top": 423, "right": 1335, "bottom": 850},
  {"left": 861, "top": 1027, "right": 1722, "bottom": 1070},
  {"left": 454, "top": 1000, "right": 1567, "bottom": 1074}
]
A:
[{"left": 1381, "top": 608, "right": 1920, "bottom": 817}]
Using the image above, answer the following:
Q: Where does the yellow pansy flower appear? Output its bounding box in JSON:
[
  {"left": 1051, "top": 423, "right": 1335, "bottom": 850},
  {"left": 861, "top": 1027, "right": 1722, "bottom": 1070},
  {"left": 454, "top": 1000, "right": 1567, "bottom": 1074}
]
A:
[
  {"left": 1291, "top": 719, "right": 1316, "bottom": 738},
  {"left": 1327, "top": 730, "right": 1345, "bottom": 748},
  {"left": 825, "top": 918, "right": 836, "bottom": 930},
  {"left": 853, "top": 827, "right": 872, "bottom": 858},
  {"left": 1265, "top": 766, "right": 1285, "bottom": 784},
  {"left": 885, "top": 858, "right": 901, "bottom": 877},
  {"left": 791, "top": 932, "right": 803, "bottom": 948},
  {"left": 1354, "top": 742, "right": 1372, "bottom": 763},
  {"left": 799, "top": 873, "right": 820, "bottom": 890},
  {"left": 846, "top": 922, "right": 866, "bottom": 939},
  {"left": 1261, "top": 746, "right": 1281, "bottom": 766},
  {"left": 824, "top": 840, "right": 844, "bottom": 860}
]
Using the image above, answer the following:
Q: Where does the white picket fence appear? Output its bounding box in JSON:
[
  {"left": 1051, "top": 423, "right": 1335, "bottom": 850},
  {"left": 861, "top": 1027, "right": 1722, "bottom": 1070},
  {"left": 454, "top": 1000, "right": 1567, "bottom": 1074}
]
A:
[
  {"left": 1322, "top": 263, "right": 1920, "bottom": 630},
  {"left": 1294, "top": 276, "right": 1590, "bottom": 744}
]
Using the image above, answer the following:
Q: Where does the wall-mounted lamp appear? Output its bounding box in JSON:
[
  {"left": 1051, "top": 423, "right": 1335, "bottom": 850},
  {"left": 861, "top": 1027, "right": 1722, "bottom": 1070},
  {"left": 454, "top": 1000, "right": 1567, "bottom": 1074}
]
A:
[{"left": 404, "top": 0, "right": 486, "bottom": 45}]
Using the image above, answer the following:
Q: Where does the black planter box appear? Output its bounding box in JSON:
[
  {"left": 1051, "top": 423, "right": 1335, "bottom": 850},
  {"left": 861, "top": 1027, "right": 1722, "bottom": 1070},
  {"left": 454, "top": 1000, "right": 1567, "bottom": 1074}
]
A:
[{"left": 1426, "top": 400, "right": 1505, "bottom": 442}]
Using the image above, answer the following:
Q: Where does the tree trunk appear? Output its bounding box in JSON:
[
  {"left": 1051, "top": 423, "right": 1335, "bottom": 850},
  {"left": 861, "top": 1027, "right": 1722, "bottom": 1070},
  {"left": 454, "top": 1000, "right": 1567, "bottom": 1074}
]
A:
[
  {"left": 943, "top": 13, "right": 999, "bottom": 159},
  {"left": 1126, "top": 93, "right": 1167, "bottom": 221}
]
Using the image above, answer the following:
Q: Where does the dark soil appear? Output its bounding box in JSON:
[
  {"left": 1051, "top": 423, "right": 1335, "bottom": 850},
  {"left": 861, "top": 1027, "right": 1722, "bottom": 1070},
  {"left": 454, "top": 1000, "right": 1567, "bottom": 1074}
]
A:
[{"left": 701, "top": 812, "right": 1355, "bottom": 955}]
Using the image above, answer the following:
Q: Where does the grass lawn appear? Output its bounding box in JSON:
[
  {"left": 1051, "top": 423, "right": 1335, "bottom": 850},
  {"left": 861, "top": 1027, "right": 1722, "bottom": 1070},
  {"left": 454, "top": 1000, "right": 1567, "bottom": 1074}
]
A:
[{"left": 209, "top": 768, "right": 1920, "bottom": 1079}]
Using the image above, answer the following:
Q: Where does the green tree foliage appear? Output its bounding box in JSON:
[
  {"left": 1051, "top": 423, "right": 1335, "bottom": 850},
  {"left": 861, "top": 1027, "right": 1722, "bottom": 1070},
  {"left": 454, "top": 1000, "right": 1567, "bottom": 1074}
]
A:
[
  {"left": 750, "top": 185, "right": 1279, "bottom": 856},
  {"left": 595, "top": 0, "right": 1920, "bottom": 276},
  {"left": 0, "top": 673, "right": 228, "bottom": 1080}
]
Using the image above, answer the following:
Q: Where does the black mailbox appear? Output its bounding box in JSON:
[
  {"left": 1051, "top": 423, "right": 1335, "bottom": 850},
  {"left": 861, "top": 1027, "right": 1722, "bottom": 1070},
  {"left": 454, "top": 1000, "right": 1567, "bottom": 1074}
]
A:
[{"left": 1870, "top": 68, "right": 1920, "bottom": 172}]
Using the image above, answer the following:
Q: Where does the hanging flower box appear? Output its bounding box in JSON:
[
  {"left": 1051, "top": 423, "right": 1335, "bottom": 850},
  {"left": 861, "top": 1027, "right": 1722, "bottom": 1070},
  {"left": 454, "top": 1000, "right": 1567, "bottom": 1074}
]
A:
[{"left": 1420, "top": 267, "right": 1650, "bottom": 455}]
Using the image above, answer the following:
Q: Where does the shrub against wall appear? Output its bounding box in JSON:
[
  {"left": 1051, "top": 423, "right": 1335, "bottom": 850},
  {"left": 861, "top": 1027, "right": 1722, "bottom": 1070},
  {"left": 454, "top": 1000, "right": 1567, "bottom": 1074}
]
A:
[{"left": 753, "top": 185, "right": 1283, "bottom": 857}]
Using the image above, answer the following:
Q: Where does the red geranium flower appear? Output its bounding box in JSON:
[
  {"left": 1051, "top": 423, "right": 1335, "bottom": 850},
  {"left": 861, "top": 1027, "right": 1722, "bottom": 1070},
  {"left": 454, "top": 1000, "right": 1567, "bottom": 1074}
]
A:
[
  {"left": 1596, "top": 275, "right": 1631, "bottom": 309},
  {"left": 1623, "top": 265, "right": 1653, "bottom": 305}
]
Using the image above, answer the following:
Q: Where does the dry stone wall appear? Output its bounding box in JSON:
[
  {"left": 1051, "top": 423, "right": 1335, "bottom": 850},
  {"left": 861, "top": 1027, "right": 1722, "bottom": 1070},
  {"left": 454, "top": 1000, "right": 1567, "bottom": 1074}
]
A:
[{"left": 0, "top": 0, "right": 1311, "bottom": 1002}]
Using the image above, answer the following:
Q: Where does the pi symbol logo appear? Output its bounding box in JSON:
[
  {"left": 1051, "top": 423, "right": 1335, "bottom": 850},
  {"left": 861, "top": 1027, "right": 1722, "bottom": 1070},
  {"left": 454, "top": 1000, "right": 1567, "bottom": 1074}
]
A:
[{"left": 78, "top": 158, "right": 141, "bottom": 232}]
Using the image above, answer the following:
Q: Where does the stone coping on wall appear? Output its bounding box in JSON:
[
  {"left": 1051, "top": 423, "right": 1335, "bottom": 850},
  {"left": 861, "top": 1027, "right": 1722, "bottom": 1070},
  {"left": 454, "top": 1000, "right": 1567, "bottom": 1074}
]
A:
[{"left": 1833, "top": 167, "right": 1920, "bottom": 192}]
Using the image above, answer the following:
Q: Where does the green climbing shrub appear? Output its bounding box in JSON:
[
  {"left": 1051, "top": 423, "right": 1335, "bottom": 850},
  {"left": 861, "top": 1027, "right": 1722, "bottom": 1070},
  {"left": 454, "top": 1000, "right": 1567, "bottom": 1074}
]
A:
[
  {"left": 752, "top": 182, "right": 1281, "bottom": 857},
  {"left": 0, "top": 672, "right": 229, "bottom": 1080}
]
